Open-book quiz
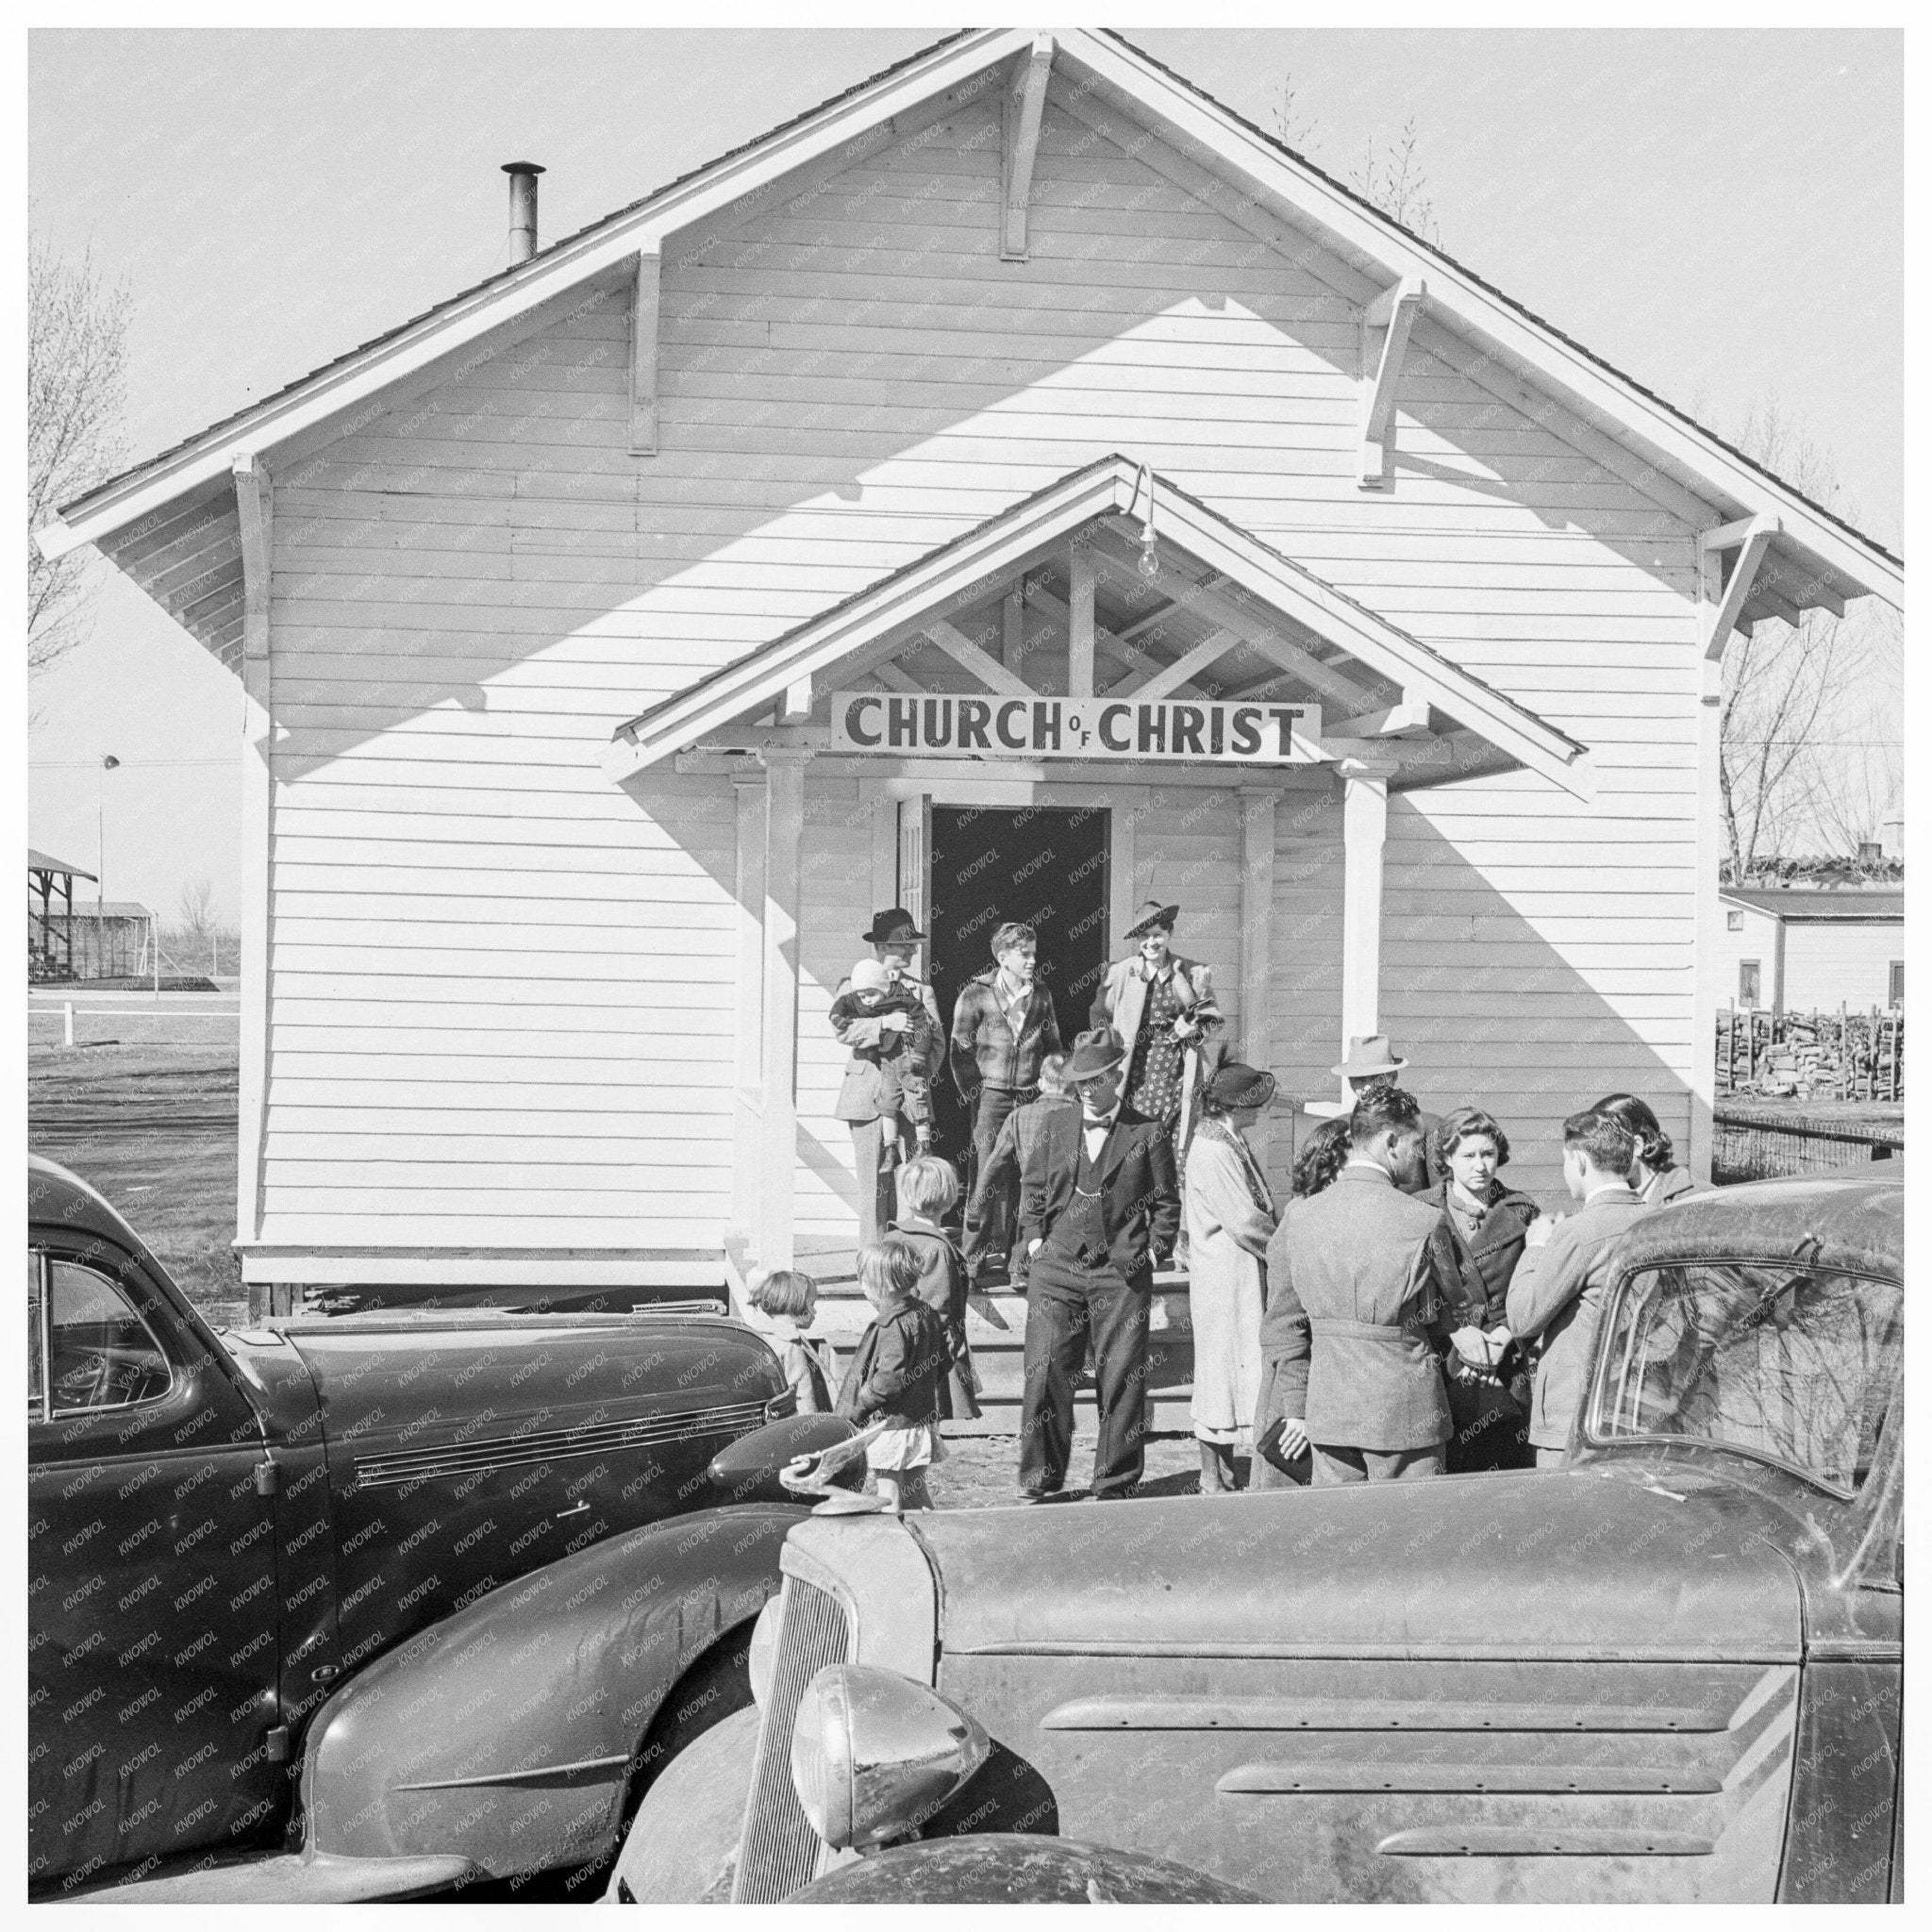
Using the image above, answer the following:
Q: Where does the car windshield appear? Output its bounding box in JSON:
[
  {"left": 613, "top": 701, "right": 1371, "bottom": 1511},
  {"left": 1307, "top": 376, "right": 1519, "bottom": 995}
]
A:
[{"left": 1589, "top": 1259, "right": 1901, "bottom": 1496}]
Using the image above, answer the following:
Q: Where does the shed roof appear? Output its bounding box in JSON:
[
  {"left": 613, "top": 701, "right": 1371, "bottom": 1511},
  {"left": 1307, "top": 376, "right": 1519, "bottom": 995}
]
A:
[
  {"left": 1722, "top": 888, "right": 1905, "bottom": 923},
  {"left": 37, "top": 26, "right": 1901, "bottom": 662},
  {"left": 27, "top": 848, "right": 97, "bottom": 882}
]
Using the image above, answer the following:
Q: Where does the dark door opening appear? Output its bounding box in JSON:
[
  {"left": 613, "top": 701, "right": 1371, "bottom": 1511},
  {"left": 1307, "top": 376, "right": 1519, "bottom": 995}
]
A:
[{"left": 925, "top": 805, "right": 1111, "bottom": 1170}]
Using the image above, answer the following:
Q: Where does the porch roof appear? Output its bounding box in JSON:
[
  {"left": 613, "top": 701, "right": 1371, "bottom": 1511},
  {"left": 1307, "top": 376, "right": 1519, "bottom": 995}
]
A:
[{"left": 602, "top": 455, "right": 1592, "bottom": 800}]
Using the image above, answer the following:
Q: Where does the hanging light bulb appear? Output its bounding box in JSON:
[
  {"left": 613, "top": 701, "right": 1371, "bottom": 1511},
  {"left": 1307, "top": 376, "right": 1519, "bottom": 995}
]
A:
[{"left": 1129, "top": 462, "right": 1159, "bottom": 580}]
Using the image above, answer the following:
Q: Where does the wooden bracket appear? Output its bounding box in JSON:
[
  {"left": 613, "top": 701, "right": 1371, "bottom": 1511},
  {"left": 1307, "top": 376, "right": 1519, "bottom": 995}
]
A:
[
  {"left": 779, "top": 674, "right": 813, "bottom": 722},
  {"left": 1119, "top": 628, "right": 1240, "bottom": 704},
  {"left": 628, "top": 249, "right": 660, "bottom": 456},
  {"left": 233, "top": 453, "right": 273, "bottom": 661},
  {"left": 1699, "top": 513, "right": 1780, "bottom": 658},
  {"left": 1067, "top": 542, "right": 1095, "bottom": 698},
  {"left": 1328, "top": 689, "right": 1434, "bottom": 738},
  {"left": 1001, "top": 34, "right": 1054, "bottom": 260},
  {"left": 1357, "top": 276, "right": 1425, "bottom": 490}
]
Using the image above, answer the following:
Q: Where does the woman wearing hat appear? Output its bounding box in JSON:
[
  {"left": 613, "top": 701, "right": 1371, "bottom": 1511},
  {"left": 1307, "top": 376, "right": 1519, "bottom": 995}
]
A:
[
  {"left": 1185, "top": 1059, "right": 1278, "bottom": 1493},
  {"left": 1089, "top": 901, "right": 1222, "bottom": 1150}
]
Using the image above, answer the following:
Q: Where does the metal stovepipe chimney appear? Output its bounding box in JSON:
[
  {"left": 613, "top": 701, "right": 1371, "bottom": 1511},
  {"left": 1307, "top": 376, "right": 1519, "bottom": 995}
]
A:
[{"left": 502, "top": 161, "right": 545, "bottom": 264}]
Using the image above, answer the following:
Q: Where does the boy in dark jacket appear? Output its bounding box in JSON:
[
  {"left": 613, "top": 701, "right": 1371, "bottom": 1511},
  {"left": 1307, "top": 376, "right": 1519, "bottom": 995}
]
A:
[{"left": 836, "top": 1237, "right": 950, "bottom": 1510}]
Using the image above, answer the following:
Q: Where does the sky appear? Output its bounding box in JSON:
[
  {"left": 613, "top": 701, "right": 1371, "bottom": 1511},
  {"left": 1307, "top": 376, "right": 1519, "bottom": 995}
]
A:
[{"left": 26, "top": 26, "right": 1903, "bottom": 924}]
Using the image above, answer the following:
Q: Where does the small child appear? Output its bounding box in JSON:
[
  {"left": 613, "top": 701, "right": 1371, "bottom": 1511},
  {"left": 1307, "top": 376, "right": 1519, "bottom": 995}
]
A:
[
  {"left": 889, "top": 1156, "right": 981, "bottom": 1423},
  {"left": 828, "top": 958, "right": 938, "bottom": 1159},
  {"left": 835, "top": 1237, "right": 950, "bottom": 1510},
  {"left": 747, "top": 1267, "right": 838, "bottom": 1415}
]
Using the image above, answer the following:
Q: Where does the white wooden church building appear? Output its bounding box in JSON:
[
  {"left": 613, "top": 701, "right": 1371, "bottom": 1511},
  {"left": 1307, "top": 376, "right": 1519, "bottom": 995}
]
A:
[{"left": 42, "top": 28, "right": 1903, "bottom": 1306}]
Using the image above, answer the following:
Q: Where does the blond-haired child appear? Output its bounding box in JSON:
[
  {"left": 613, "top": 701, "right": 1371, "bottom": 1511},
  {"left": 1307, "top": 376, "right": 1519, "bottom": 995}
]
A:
[
  {"left": 888, "top": 1156, "right": 980, "bottom": 1422},
  {"left": 835, "top": 1237, "right": 949, "bottom": 1510}
]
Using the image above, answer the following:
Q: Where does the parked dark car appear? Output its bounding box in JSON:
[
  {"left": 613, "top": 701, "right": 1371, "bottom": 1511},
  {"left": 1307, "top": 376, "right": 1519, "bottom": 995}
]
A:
[
  {"left": 613, "top": 1174, "right": 1904, "bottom": 1905},
  {"left": 26, "top": 1153, "right": 814, "bottom": 1901}
]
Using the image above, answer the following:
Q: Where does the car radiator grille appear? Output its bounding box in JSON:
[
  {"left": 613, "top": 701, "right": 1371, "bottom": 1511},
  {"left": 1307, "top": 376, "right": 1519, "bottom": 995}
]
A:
[
  {"left": 351, "top": 1398, "right": 770, "bottom": 1489},
  {"left": 731, "top": 1577, "right": 852, "bottom": 1903}
]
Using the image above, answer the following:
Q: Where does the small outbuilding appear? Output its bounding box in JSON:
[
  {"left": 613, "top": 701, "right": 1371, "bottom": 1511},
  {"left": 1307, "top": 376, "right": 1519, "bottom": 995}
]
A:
[
  {"left": 38, "top": 28, "right": 1904, "bottom": 1301},
  {"left": 1718, "top": 886, "right": 1904, "bottom": 1015}
]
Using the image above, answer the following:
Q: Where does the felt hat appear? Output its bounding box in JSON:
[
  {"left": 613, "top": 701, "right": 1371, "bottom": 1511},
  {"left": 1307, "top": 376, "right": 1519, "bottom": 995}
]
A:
[
  {"left": 1203, "top": 1060, "right": 1277, "bottom": 1111},
  {"left": 1332, "top": 1034, "right": 1407, "bottom": 1080},
  {"left": 1065, "top": 1026, "right": 1126, "bottom": 1083},
  {"left": 1124, "top": 899, "right": 1180, "bottom": 940},
  {"left": 862, "top": 907, "right": 925, "bottom": 944}
]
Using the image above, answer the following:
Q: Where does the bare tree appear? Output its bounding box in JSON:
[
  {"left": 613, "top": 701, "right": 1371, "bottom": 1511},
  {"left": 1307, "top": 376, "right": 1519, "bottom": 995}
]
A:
[
  {"left": 29, "top": 233, "right": 131, "bottom": 673},
  {"left": 177, "top": 876, "right": 219, "bottom": 943},
  {"left": 1348, "top": 118, "right": 1440, "bottom": 245},
  {"left": 1270, "top": 78, "right": 1441, "bottom": 245},
  {"left": 1716, "top": 398, "right": 1892, "bottom": 877},
  {"left": 1807, "top": 717, "right": 1901, "bottom": 861}
]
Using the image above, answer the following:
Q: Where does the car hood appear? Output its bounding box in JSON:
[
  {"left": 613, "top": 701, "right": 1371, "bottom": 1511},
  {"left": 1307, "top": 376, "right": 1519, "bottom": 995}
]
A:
[{"left": 909, "top": 1464, "right": 1802, "bottom": 1662}]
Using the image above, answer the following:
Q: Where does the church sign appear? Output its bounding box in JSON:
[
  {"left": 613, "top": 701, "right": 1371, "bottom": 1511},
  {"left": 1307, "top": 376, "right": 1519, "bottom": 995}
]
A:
[{"left": 829, "top": 691, "right": 1324, "bottom": 764}]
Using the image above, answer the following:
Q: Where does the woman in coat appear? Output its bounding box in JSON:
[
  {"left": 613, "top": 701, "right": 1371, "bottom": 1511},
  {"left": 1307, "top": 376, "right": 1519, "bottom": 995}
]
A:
[
  {"left": 1089, "top": 900, "right": 1222, "bottom": 1151},
  {"left": 1591, "top": 1092, "right": 1697, "bottom": 1205},
  {"left": 1184, "top": 1060, "right": 1277, "bottom": 1493},
  {"left": 1421, "top": 1106, "right": 1540, "bottom": 1473}
]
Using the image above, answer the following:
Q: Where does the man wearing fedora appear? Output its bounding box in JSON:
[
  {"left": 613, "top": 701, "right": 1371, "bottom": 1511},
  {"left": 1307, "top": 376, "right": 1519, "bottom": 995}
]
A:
[
  {"left": 950, "top": 921, "right": 1065, "bottom": 1291},
  {"left": 1014, "top": 1025, "right": 1181, "bottom": 1501},
  {"left": 1315, "top": 1035, "right": 1444, "bottom": 1194},
  {"left": 1090, "top": 900, "right": 1222, "bottom": 1151},
  {"left": 834, "top": 909, "right": 946, "bottom": 1252}
]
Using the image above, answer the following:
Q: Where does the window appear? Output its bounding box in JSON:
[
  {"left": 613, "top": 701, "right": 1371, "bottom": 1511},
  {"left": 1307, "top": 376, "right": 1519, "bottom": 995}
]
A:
[
  {"left": 1889, "top": 959, "right": 1903, "bottom": 1008},
  {"left": 1590, "top": 1261, "right": 1902, "bottom": 1497},
  {"left": 1739, "top": 960, "right": 1760, "bottom": 1008},
  {"left": 1726, "top": 909, "right": 1744, "bottom": 932},
  {"left": 44, "top": 1257, "right": 173, "bottom": 1414}
]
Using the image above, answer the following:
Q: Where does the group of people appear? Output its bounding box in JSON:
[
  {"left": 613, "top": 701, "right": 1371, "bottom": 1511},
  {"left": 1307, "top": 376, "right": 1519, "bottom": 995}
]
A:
[{"left": 805, "top": 898, "right": 1694, "bottom": 1506}]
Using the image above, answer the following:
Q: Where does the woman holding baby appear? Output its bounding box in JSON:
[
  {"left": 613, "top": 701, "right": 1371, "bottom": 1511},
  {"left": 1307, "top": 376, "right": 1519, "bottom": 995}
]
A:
[{"left": 831, "top": 908, "right": 946, "bottom": 1250}]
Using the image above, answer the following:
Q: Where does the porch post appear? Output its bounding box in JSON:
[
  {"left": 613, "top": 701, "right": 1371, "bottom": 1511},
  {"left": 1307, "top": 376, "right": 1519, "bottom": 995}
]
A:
[
  {"left": 1339, "top": 761, "right": 1391, "bottom": 1102},
  {"left": 758, "top": 749, "right": 811, "bottom": 1272},
  {"left": 728, "top": 770, "right": 768, "bottom": 1265},
  {"left": 1239, "top": 784, "right": 1277, "bottom": 1167}
]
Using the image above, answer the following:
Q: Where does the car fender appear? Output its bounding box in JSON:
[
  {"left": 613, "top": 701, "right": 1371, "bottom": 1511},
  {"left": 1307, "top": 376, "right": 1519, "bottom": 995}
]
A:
[
  {"left": 786, "top": 1835, "right": 1265, "bottom": 1904},
  {"left": 296, "top": 1502, "right": 805, "bottom": 1881}
]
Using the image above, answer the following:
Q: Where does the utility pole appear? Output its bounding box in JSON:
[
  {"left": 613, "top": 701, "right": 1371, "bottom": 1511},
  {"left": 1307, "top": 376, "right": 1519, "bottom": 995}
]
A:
[{"left": 96, "top": 753, "right": 120, "bottom": 976}]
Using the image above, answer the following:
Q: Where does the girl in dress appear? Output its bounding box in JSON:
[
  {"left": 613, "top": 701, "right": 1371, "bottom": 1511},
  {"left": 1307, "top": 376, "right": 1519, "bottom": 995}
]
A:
[{"left": 836, "top": 1238, "right": 950, "bottom": 1511}]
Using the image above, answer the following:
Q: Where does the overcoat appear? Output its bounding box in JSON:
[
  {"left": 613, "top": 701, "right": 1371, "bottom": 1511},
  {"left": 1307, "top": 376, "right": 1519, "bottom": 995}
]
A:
[
  {"left": 1506, "top": 1184, "right": 1650, "bottom": 1452},
  {"left": 1184, "top": 1119, "right": 1276, "bottom": 1441},
  {"left": 1090, "top": 954, "right": 1219, "bottom": 1142},
  {"left": 835, "top": 1297, "right": 949, "bottom": 1433},
  {"left": 1258, "top": 1164, "right": 1450, "bottom": 1453},
  {"left": 1018, "top": 1102, "right": 1181, "bottom": 1287}
]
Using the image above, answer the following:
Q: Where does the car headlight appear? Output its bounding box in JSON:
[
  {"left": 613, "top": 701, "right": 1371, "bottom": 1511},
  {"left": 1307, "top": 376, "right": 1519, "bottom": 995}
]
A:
[
  {"left": 748, "top": 1595, "right": 784, "bottom": 1710},
  {"left": 790, "top": 1664, "right": 990, "bottom": 1852}
]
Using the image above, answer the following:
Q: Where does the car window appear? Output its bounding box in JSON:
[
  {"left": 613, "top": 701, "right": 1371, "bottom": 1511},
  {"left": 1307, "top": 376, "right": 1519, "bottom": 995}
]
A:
[
  {"left": 1590, "top": 1261, "right": 1902, "bottom": 1496},
  {"left": 29, "top": 1251, "right": 45, "bottom": 1417},
  {"left": 46, "top": 1257, "right": 174, "bottom": 1414}
]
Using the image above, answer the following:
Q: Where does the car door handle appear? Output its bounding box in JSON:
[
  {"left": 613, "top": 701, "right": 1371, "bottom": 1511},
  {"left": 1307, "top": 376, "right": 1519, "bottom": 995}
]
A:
[{"left": 555, "top": 1501, "right": 589, "bottom": 1520}]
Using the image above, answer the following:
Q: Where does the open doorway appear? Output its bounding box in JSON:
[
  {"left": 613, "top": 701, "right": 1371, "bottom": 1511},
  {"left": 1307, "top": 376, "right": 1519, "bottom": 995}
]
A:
[{"left": 924, "top": 805, "right": 1111, "bottom": 1168}]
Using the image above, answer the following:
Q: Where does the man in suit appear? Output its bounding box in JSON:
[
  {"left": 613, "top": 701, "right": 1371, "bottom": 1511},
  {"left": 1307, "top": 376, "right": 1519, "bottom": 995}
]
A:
[
  {"left": 1259, "top": 1085, "right": 1451, "bottom": 1484},
  {"left": 1015, "top": 1026, "right": 1180, "bottom": 1501},
  {"left": 965, "top": 1052, "right": 1074, "bottom": 1290},
  {"left": 1507, "top": 1108, "right": 1650, "bottom": 1468}
]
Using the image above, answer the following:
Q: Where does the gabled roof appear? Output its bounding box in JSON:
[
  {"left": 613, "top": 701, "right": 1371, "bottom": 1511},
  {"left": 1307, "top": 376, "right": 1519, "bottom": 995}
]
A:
[
  {"left": 27, "top": 848, "right": 97, "bottom": 882},
  {"left": 603, "top": 455, "right": 1593, "bottom": 799},
  {"left": 38, "top": 27, "right": 1900, "bottom": 628},
  {"left": 1722, "top": 887, "right": 1904, "bottom": 923}
]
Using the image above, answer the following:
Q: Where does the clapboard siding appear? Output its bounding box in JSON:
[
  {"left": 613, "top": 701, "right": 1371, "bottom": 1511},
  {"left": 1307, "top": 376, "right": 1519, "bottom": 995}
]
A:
[{"left": 250, "top": 80, "right": 1702, "bottom": 1266}]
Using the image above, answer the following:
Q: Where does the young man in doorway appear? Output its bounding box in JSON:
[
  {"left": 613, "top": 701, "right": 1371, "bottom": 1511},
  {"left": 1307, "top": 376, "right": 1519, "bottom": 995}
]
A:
[
  {"left": 1015, "top": 1026, "right": 1180, "bottom": 1501},
  {"left": 950, "top": 921, "right": 1064, "bottom": 1290}
]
